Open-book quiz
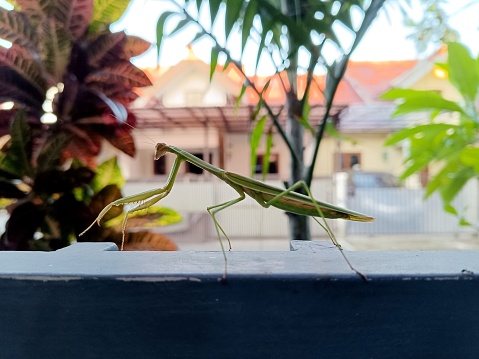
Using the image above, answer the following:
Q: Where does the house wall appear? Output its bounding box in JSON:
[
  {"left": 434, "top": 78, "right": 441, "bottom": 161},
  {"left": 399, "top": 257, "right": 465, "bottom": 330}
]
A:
[
  {"left": 124, "top": 56, "right": 460, "bottom": 182},
  {"left": 309, "top": 133, "right": 404, "bottom": 177},
  {"left": 410, "top": 70, "right": 461, "bottom": 101},
  {"left": 116, "top": 128, "right": 220, "bottom": 180},
  {"left": 116, "top": 130, "right": 405, "bottom": 180}
]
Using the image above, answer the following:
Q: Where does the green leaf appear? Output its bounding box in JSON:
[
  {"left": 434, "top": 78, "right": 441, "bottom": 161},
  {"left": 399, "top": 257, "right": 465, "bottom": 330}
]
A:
[
  {"left": 381, "top": 88, "right": 465, "bottom": 116},
  {"left": 209, "top": 46, "right": 219, "bottom": 81},
  {"left": 425, "top": 161, "right": 460, "bottom": 198},
  {"left": 447, "top": 42, "right": 479, "bottom": 104},
  {"left": 325, "top": 120, "right": 355, "bottom": 143},
  {"left": 460, "top": 147, "right": 479, "bottom": 172},
  {"left": 36, "top": 132, "right": 71, "bottom": 173},
  {"left": 253, "top": 19, "right": 270, "bottom": 75},
  {"left": 241, "top": 0, "right": 256, "bottom": 54},
  {"left": 90, "top": 157, "right": 125, "bottom": 194},
  {"left": 235, "top": 84, "right": 247, "bottom": 112},
  {"left": 168, "top": 17, "right": 190, "bottom": 37},
  {"left": 384, "top": 124, "right": 452, "bottom": 146},
  {"left": 156, "top": 11, "right": 176, "bottom": 64},
  {"left": 440, "top": 166, "right": 474, "bottom": 204},
  {"left": 89, "top": 0, "right": 130, "bottom": 34},
  {"left": 106, "top": 205, "right": 182, "bottom": 228},
  {"left": 0, "top": 109, "right": 33, "bottom": 178},
  {"left": 262, "top": 130, "right": 273, "bottom": 181},
  {"left": 208, "top": 0, "right": 222, "bottom": 26},
  {"left": 444, "top": 204, "right": 457, "bottom": 215},
  {"left": 250, "top": 115, "right": 266, "bottom": 176},
  {"left": 295, "top": 114, "right": 315, "bottom": 136},
  {"left": 225, "top": 0, "right": 243, "bottom": 39}
]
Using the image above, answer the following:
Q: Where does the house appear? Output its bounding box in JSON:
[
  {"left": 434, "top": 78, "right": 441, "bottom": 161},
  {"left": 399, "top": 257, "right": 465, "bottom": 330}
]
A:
[
  {"left": 100, "top": 47, "right": 475, "bottom": 243},
  {"left": 114, "top": 47, "right": 454, "bottom": 185}
]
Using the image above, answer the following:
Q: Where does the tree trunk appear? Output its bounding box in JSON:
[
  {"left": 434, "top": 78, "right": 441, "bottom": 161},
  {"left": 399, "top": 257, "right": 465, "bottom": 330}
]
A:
[
  {"left": 286, "top": 91, "right": 310, "bottom": 240},
  {"left": 281, "top": 0, "right": 311, "bottom": 241}
]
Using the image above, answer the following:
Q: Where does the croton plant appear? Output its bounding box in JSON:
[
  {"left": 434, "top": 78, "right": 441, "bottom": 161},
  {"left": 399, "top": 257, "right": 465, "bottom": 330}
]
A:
[{"left": 0, "top": 0, "right": 178, "bottom": 251}]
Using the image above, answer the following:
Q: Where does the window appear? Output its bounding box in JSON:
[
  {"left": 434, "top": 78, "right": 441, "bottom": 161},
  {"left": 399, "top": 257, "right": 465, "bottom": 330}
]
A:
[
  {"left": 186, "top": 153, "right": 212, "bottom": 174},
  {"left": 255, "top": 154, "right": 279, "bottom": 174},
  {"left": 340, "top": 153, "right": 361, "bottom": 171},
  {"left": 153, "top": 155, "right": 166, "bottom": 175}
]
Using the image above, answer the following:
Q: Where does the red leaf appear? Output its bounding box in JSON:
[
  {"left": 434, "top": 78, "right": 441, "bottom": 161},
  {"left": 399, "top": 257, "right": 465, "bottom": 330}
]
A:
[{"left": 85, "top": 61, "right": 152, "bottom": 88}]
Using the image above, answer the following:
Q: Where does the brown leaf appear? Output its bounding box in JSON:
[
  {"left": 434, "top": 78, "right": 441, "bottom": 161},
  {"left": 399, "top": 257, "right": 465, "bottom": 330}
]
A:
[
  {"left": 87, "top": 31, "right": 126, "bottom": 67},
  {"left": 124, "top": 230, "right": 178, "bottom": 251},
  {"left": 68, "top": 0, "right": 93, "bottom": 39},
  {"left": 89, "top": 184, "right": 123, "bottom": 221},
  {"left": 85, "top": 61, "right": 152, "bottom": 88},
  {"left": 105, "top": 126, "right": 136, "bottom": 157},
  {"left": 124, "top": 35, "right": 151, "bottom": 58}
]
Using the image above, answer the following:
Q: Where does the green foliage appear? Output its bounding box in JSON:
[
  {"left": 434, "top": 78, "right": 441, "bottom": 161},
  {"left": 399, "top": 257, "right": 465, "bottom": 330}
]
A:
[
  {"left": 105, "top": 206, "right": 182, "bottom": 229},
  {"left": 90, "top": 157, "right": 125, "bottom": 193},
  {"left": 250, "top": 115, "right": 266, "bottom": 176},
  {"left": 383, "top": 42, "right": 479, "bottom": 222},
  {"left": 89, "top": 0, "right": 131, "bottom": 34},
  {"left": 394, "top": 0, "right": 462, "bottom": 55}
]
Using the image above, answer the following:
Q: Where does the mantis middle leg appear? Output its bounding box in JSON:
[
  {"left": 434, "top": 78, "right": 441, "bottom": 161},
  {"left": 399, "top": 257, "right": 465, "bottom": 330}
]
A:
[{"left": 206, "top": 184, "right": 246, "bottom": 279}]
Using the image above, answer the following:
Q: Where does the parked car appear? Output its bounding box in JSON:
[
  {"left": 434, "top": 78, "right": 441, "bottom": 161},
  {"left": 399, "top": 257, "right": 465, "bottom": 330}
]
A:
[{"left": 348, "top": 171, "right": 401, "bottom": 195}]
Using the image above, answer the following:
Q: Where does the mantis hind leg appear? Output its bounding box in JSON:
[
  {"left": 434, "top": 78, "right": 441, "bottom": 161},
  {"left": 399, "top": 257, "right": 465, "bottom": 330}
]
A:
[
  {"left": 206, "top": 188, "right": 246, "bottom": 279},
  {"left": 264, "top": 181, "right": 367, "bottom": 281}
]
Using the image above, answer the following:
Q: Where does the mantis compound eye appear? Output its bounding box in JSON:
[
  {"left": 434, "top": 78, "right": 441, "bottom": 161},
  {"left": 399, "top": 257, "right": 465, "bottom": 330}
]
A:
[{"left": 154, "top": 143, "right": 169, "bottom": 159}]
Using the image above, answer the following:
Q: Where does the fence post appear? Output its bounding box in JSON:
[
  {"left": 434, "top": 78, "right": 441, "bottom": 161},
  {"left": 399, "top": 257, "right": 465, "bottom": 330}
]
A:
[{"left": 333, "top": 172, "right": 348, "bottom": 239}]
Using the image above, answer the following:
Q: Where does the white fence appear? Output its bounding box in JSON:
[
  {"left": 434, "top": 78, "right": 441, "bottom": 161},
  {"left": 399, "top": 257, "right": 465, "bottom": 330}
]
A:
[
  {"left": 123, "top": 176, "right": 336, "bottom": 242},
  {"left": 347, "top": 181, "right": 479, "bottom": 235},
  {"left": 124, "top": 175, "right": 479, "bottom": 242}
]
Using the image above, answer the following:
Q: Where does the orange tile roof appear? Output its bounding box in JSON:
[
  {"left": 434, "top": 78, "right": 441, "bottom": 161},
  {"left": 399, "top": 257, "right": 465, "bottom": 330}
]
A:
[
  {"left": 140, "top": 59, "right": 419, "bottom": 107},
  {"left": 345, "top": 60, "right": 418, "bottom": 100},
  {"left": 231, "top": 60, "right": 418, "bottom": 106}
]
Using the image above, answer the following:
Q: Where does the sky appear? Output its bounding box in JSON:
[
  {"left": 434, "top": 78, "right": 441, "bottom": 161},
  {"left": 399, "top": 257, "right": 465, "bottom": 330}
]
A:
[{"left": 110, "top": 0, "right": 479, "bottom": 73}]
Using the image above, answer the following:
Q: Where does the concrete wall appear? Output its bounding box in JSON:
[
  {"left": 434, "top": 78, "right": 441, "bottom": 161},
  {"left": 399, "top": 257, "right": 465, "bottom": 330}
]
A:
[{"left": 0, "top": 242, "right": 478, "bottom": 359}]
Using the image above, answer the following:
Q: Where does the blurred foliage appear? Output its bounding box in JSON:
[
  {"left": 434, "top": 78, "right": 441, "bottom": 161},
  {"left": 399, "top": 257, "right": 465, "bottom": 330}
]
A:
[
  {"left": 106, "top": 206, "right": 182, "bottom": 229},
  {"left": 0, "top": 0, "right": 178, "bottom": 251},
  {"left": 391, "top": 0, "right": 479, "bottom": 55},
  {"left": 383, "top": 42, "right": 479, "bottom": 225},
  {"left": 156, "top": 0, "right": 386, "bottom": 240}
]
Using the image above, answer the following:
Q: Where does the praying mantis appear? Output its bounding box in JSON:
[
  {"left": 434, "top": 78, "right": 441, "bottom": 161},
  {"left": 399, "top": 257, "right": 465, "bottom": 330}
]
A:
[{"left": 80, "top": 143, "right": 374, "bottom": 279}]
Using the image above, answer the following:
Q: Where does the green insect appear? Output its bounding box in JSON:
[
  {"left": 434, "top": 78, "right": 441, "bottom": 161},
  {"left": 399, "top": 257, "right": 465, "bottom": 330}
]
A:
[{"left": 81, "top": 143, "right": 374, "bottom": 279}]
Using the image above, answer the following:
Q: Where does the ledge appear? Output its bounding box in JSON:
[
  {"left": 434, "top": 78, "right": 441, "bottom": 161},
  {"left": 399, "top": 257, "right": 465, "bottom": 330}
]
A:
[{"left": 0, "top": 242, "right": 478, "bottom": 358}]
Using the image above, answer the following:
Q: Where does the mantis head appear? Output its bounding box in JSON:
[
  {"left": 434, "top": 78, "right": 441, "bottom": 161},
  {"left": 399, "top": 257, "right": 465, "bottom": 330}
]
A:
[{"left": 155, "top": 143, "right": 169, "bottom": 159}]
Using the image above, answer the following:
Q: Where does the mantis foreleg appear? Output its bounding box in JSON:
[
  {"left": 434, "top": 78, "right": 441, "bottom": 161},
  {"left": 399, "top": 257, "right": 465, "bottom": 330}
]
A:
[{"left": 80, "top": 156, "right": 183, "bottom": 249}]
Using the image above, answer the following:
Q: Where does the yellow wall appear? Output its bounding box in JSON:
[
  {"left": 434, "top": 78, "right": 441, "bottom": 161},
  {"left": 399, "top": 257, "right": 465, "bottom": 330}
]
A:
[
  {"left": 310, "top": 133, "right": 404, "bottom": 177},
  {"left": 124, "top": 58, "right": 460, "bottom": 182}
]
